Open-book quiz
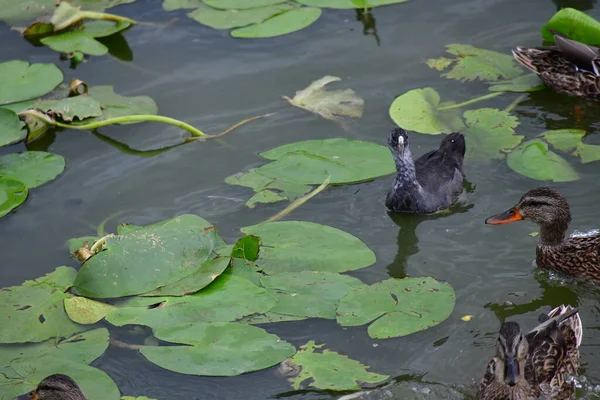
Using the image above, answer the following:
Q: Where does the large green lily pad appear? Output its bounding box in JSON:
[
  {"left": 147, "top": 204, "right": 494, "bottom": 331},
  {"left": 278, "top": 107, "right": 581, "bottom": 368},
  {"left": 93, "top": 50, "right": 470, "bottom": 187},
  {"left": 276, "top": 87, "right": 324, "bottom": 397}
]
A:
[
  {"left": 0, "top": 108, "right": 25, "bottom": 147},
  {"left": 261, "top": 271, "right": 366, "bottom": 319},
  {"left": 0, "top": 179, "right": 28, "bottom": 218},
  {"left": 187, "top": 3, "right": 294, "bottom": 30},
  {"left": 506, "top": 139, "right": 579, "bottom": 182},
  {"left": 76, "top": 85, "right": 158, "bottom": 123},
  {"left": 3, "top": 96, "right": 103, "bottom": 122},
  {"left": 287, "top": 341, "right": 389, "bottom": 390},
  {"left": 295, "top": 0, "right": 407, "bottom": 8},
  {"left": 0, "top": 267, "right": 83, "bottom": 343},
  {"left": 41, "top": 31, "right": 109, "bottom": 56},
  {"left": 0, "top": 151, "right": 65, "bottom": 188},
  {"left": 540, "top": 129, "right": 600, "bottom": 164},
  {"left": 242, "top": 221, "right": 375, "bottom": 274},
  {"left": 389, "top": 87, "right": 465, "bottom": 134},
  {"left": 542, "top": 7, "right": 600, "bottom": 46},
  {"left": 232, "top": 7, "right": 322, "bottom": 38},
  {"left": 488, "top": 74, "right": 544, "bottom": 93},
  {"left": 73, "top": 215, "right": 225, "bottom": 298},
  {"left": 428, "top": 44, "right": 523, "bottom": 82},
  {"left": 0, "top": 61, "right": 63, "bottom": 105},
  {"left": 140, "top": 322, "right": 295, "bottom": 376},
  {"left": 463, "top": 108, "right": 523, "bottom": 161},
  {"left": 64, "top": 296, "right": 118, "bottom": 324},
  {"left": 336, "top": 277, "right": 456, "bottom": 339},
  {"left": 106, "top": 275, "right": 276, "bottom": 329},
  {"left": 141, "top": 257, "right": 231, "bottom": 297}
]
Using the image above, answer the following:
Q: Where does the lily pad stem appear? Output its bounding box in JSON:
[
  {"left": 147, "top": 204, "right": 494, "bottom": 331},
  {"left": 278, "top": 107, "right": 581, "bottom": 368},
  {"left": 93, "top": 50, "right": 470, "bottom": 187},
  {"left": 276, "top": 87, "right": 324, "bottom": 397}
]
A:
[
  {"left": 437, "top": 92, "right": 504, "bottom": 111},
  {"left": 263, "top": 176, "right": 331, "bottom": 224},
  {"left": 503, "top": 94, "right": 526, "bottom": 113},
  {"left": 79, "top": 11, "right": 137, "bottom": 25}
]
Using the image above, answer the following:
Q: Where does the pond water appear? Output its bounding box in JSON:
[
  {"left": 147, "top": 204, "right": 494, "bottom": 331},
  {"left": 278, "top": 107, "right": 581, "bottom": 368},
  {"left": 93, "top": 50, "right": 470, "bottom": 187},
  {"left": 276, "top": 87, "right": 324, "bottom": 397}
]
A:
[{"left": 3, "top": 0, "right": 600, "bottom": 399}]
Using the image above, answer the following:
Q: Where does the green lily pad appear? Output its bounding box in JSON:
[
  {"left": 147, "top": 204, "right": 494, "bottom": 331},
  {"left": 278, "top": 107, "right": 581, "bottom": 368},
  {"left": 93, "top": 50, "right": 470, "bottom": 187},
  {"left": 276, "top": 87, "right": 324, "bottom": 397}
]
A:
[
  {"left": 0, "top": 61, "right": 63, "bottom": 105},
  {"left": 23, "top": 266, "right": 78, "bottom": 291},
  {"left": 336, "top": 277, "right": 456, "bottom": 339},
  {"left": 389, "top": 87, "right": 465, "bottom": 134},
  {"left": 261, "top": 271, "right": 366, "bottom": 319},
  {"left": 225, "top": 258, "right": 264, "bottom": 286},
  {"left": 141, "top": 257, "right": 231, "bottom": 297},
  {"left": 225, "top": 169, "right": 311, "bottom": 207},
  {"left": 239, "top": 312, "right": 307, "bottom": 324},
  {"left": 79, "top": 85, "right": 158, "bottom": 123},
  {"left": 0, "top": 267, "right": 84, "bottom": 343},
  {"left": 2, "top": 356, "right": 119, "bottom": 400},
  {"left": 64, "top": 296, "right": 118, "bottom": 324},
  {"left": 247, "top": 189, "right": 288, "bottom": 207},
  {"left": 122, "top": 397, "right": 157, "bottom": 400},
  {"left": 0, "top": 108, "right": 25, "bottom": 147},
  {"left": 258, "top": 138, "right": 395, "bottom": 184},
  {"left": 241, "top": 221, "right": 375, "bottom": 274},
  {"left": 140, "top": 322, "right": 295, "bottom": 376},
  {"left": 0, "top": 151, "right": 65, "bottom": 188},
  {"left": 106, "top": 275, "right": 276, "bottom": 329},
  {"left": 287, "top": 341, "right": 389, "bottom": 390},
  {"left": 426, "top": 57, "right": 454, "bottom": 71},
  {"left": 432, "top": 44, "right": 523, "bottom": 82},
  {"left": 542, "top": 7, "right": 600, "bottom": 46},
  {"left": 82, "top": 20, "right": 132, "bottom": 37},
  {"left": 463, "top": 108, "right": 523, "bottom": 161},
  {"left": 41, "top": 31, "right": 109, "bottom": 56},
  {"left": 204, "top": 0, "right": 288, "bottom": 8},
  {"left": 162, "top": 0, "right": 203, "bottom": 10},
  {"left": 295, "top": 0, "right": 407, "bottom": 8},
  {"left": 74, "top": 215, "right": 225, "bottom": 298},
  {"left": 488, "top": 74, "right": 544, "bottom": 93},
  {"left": 4, "top": 96, "right": 103, "bottom": 122},
  {"left": 0, "top": 179, "right": 28, "bottom": 218},
  {"left": 232, "top": 235, "right": 260, "bottom": 261},
  {"left": 0, "top": 0, "right": 134, "bottom": 23},
  {"left": 507, "top": 139, "right": 579, "bottom": 182},
  {"left": 232, "top": 7, "right": 322, "bottom": 39},
  {"left": 540, "top": 129, "right": 600, "bottom": 164},
  {"left": 187, "top": 3, "right": 294, "bottom": 30}
]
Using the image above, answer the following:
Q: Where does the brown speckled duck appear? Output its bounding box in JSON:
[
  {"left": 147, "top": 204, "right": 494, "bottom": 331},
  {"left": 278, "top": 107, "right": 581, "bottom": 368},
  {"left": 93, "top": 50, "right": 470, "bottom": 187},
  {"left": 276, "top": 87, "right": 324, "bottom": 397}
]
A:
[
  {"left": 29, "top": 374, "right": 86, "bottom": 400},
  {"left": 476, "top": 305, "right": 582, "bottom": 400},
  {"left": 485, "top": 187, "right": 600, "bottom": 282}
]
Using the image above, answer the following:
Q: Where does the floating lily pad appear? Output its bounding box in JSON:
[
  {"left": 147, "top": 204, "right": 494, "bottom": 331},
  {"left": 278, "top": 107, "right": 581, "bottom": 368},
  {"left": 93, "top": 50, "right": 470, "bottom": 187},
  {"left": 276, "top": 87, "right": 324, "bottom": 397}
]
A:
[
  {"left": 426, "top": 57, "right": 454, "bottom": 71},
  {"left": 41, "top": 31, "right": 109, "bottom": 56},
  {"left": 287, "top": 341, "right": 389, "bottom": 390},
  {"left": 389, "top": 87, "right": 465, "bottom": 134},
  {"left": 204, "top": 0, "right": 287, "bottom": 8},
  {"left": 80, "top": 85, "right": 158, "bottom": 122},
  {"left": 247, "top": 189, "right": 288, "bottom": 208},
  {"left": 106, "top": 275, "right": 276, "bottom": 329},
  {"left": 336, "top": 277, "right": 455, "bottom": 339},
  {"left": 0, "top": 108, "right": 25, "bottom": 147},
  {"left": 507, "top": 139, "right": 579, "bottom": 182},
  {"left": 540, "top": 129, "right": 600, "bottom": 164},
  {"left": 23, "top": 266, "right": 78, "bottom": 290},
  {"left": 488, "top": 74, "right": 544, "bottom": 93},
  {"left": 261, "top": 271, "right": 366, "bottom": 319},
  {"left": 0, "top": 179, "right": 28, "bottom": 218},
  {"left": 0, "top": 61, "right": 63, "bottom": 105},
  {"left": 225, "top": 258, "right": 264, "bottom": 286},
  {"left": 73, "top": 215, "right": 225, "bottom": 298},
  {"left": 542, "top": 7, "right": 600, "bottom": 46},
  {"left": 295, "top": 0, "right": 408, "bottom": 8},
  {"left": 0, "top": 151, "right": 65, "bottom": 188},
  {"left": 232, "top": 235, "right": 260, "bottom": 261},
  {"left": 463, "top": 108, "right": 523, "bottom": 161},
  {"left": 141, "top": 257, "right": 231, "bottom": 297},
  {"left": 187, "top": 3, "right": 294, "bottom": 30},
  {"left": 162, "top": 0, "right": 203, "bottom": 10},
  {"left": 283, "top": 76, "right": 363, "bottom": 122},
  {"left": 64, "top": 296, "right": 117, "bottom": 324},
  {"left": 0, "top": 0, "right": 134, "bottom": 23},
  {"left": 3, "top": 96, "right": 103, "bottom": 122},
  {"left": 428, "top": 44, "right": 523, "bottom": 82},
  {"left": 225, "top": 169, "right": 311, "bottom": 207},
  {"left": 239, "top": 312, "right": 307, "bottom": 324},
  {"left": 140, "top": 322, "right": 295, "bottom": 376},
  {"left": 232, "top": 7, "right": 322, "bottom": 38},
  {"left": 242, "top": 221, "right": 375, "bottom": 274},
  {"left": 0, "top": 267, "right": 83, "bottom": 343}
]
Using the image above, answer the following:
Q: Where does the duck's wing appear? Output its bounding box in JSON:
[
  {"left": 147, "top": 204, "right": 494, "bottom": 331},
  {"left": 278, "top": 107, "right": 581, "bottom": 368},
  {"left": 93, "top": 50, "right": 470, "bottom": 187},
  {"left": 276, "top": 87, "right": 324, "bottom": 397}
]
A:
[
  {"left": 554, "top": 34, "right": 600, "bottom": 74},
  {"left": 414, "top": 132, "right": 465, "bottom": 194}
]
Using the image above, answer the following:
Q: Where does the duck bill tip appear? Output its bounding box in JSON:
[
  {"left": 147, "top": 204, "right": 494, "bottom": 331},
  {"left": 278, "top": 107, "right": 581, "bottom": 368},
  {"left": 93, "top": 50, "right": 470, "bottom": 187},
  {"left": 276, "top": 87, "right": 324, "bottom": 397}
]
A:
[{"left": 485, "top": 208, "right": 523, "bottom": 225}]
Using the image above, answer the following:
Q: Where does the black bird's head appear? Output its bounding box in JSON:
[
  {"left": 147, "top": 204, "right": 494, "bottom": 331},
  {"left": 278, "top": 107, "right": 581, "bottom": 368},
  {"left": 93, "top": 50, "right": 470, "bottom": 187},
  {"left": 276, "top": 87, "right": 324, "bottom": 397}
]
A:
[{"left": 388, "top": 128, "right": 409, "bottom": 157}]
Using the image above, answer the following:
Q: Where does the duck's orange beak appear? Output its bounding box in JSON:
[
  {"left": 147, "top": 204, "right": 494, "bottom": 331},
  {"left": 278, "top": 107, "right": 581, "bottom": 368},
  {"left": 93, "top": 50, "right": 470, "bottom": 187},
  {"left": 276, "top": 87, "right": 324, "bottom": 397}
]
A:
[{"left": 485, "top": 208, "right": 523, "bottom": 225}]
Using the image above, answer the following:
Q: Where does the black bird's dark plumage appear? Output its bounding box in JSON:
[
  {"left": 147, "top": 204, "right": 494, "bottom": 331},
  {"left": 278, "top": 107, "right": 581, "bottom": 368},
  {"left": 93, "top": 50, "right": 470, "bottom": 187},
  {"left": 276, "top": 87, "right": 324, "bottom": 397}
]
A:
[{"left": 386, "top": 128, "right": 466, "bottom": 213}]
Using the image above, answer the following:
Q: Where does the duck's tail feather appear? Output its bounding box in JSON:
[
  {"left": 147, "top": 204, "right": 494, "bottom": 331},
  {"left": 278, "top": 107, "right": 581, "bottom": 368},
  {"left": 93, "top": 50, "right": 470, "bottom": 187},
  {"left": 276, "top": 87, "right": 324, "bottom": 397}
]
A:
[{"left": 547, "top": 304, "right": 583, "bottom": 347}]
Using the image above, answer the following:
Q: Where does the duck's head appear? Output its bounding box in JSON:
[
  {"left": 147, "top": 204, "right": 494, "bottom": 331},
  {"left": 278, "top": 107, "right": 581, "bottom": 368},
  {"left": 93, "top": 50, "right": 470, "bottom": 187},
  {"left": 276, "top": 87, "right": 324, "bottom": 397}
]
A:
[
  {"left": 388, "top": 128, "right": 409, "bottom": 157},
  {"left": 485, "top": 187, "right": 571, "bottom": 230},
  {"left": 29, "top": 374, "right": 86, "bottom": 400},
  {"left": 494, "top": 321, "right": 529, "bottom": 387}
]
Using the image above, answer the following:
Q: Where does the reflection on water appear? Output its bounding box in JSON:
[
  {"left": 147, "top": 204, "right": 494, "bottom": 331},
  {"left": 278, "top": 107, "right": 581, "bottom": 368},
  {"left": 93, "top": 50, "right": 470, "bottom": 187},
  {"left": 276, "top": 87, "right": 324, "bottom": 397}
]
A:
[{"left": 355, "top": 9, "right": 381, "bottom": 47}]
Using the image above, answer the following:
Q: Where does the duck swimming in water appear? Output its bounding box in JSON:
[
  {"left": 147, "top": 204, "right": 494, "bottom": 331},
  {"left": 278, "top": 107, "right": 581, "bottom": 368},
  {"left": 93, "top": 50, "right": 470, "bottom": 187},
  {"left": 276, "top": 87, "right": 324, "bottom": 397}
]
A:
[
  {"left": 476, "top": 305, "right": 582, "bottom": 400},
  {"left": 386, "top": 128, "right": 466, "bottom": 213},
  {"left": 485, "top": 187, "right": 600, "bottom": 283},
  {"left": 28, "top": 374, "right": 86, "bottom": 400},
  {"left": 512, "top": 31, "right": 600, "bottom": 101}
]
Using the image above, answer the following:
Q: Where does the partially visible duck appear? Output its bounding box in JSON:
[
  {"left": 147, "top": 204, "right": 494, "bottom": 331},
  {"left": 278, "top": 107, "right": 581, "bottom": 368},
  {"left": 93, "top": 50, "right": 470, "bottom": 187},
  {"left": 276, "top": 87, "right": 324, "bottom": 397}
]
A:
[
  {"left": 386, "top": 128, "right": 466, "bottom": 213},
  {"left": 28, "top": 374, "right": 86, "bottom": 400},
  {"left": 485, "top": 187, "right": 600, "bottom": 282},
  {"left": 476, "top": 305, "right": 582, "bottom": 400},
  {"left": 512, "top": 31, "right": 600, "bottom": 101}
]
